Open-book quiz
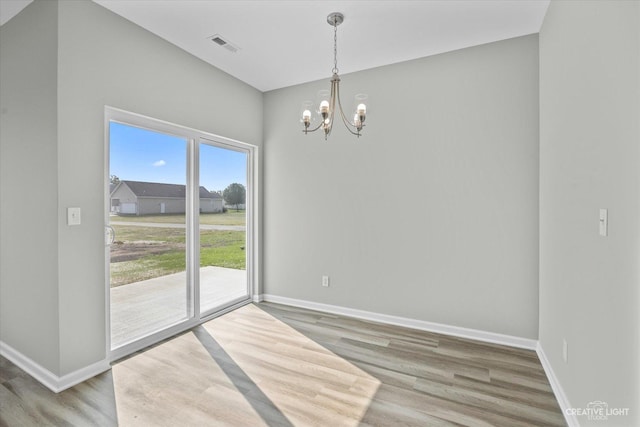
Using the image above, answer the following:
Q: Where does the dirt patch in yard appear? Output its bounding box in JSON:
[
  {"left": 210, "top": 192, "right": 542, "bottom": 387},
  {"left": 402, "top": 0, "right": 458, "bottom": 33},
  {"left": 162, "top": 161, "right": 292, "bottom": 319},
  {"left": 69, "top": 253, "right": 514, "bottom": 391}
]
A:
[{"left": 110, "top": 241, "right": 184, "bottom": 262}]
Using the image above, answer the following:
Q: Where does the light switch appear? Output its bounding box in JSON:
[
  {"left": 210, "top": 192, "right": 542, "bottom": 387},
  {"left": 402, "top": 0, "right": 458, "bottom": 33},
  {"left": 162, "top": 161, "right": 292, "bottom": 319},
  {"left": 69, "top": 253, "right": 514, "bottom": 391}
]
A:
[
  {"left": 67, "top": 207, "right": 81, "bottom": 226},
  {"left": 599, "top": 208, "right": 608, "bottom": 236}
]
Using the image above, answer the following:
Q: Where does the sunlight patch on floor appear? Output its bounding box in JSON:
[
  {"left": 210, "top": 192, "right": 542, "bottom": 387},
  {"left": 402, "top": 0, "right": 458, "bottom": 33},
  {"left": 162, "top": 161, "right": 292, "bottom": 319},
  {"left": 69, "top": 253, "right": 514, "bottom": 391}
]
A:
[
  {"left": 112, "top": 330, "right": 268, "bottom": 426},
  {"left": 202, "top": 304, "right": 381, "bottom": 426},
  {"left": 111, "top": 304, "right": 380, "bottom": 426}
]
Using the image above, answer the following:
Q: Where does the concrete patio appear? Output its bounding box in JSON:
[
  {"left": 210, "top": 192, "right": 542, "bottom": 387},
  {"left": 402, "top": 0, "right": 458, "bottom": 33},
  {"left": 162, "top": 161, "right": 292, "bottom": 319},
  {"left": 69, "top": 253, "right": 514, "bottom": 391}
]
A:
[{"left": 110, "top": 266, "right": 247, "bottom": 348}]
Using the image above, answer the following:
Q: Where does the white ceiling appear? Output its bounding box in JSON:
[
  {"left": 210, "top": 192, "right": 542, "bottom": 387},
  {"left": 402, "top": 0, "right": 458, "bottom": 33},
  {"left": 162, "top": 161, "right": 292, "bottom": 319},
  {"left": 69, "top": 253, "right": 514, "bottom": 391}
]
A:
[{"left": 2, "top": 1, "right": 550, "bottom": 92}]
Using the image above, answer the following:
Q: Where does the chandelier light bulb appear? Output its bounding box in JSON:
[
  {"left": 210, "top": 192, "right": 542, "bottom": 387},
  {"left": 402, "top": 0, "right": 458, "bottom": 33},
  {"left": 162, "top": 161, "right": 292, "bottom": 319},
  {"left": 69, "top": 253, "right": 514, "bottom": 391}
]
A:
[
  {"left": 357, "top": 104, "right": 367, "bottom": 115},
  {"left": 302, "top": 110, "right": 311, "bottom": 121}
]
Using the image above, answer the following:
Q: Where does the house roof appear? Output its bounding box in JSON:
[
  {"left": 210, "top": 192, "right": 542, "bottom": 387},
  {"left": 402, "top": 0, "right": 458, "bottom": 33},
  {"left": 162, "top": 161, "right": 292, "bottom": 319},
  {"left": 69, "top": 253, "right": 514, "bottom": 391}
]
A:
[{"left": 117, "top": 180, "right": 221, "bottom": 199}]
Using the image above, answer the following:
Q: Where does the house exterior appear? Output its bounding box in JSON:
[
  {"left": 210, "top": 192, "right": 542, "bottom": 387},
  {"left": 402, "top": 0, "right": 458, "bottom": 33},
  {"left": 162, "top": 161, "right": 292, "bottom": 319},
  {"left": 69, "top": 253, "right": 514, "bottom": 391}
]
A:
[
  {"left": 223, "top": 202, "right": 246, "bottom": 210},
  {"left": 110, "top": 180, "right": 223, "bottom": 215}
]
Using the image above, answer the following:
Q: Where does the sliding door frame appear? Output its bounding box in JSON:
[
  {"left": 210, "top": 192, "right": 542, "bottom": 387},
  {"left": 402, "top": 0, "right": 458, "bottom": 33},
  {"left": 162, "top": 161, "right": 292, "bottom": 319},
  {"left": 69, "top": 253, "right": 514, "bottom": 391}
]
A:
[{"left": 104, "top": 106, "right": 259, "bottom": 362}]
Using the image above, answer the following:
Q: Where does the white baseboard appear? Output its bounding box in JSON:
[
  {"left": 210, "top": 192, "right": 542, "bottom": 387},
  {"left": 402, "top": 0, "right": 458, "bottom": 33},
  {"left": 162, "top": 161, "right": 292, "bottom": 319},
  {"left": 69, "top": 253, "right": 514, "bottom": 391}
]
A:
[
  {"left": 536, "top": 342, "right": 579, "bottom": 427},
  {"left": 57, "top": 359, "right": 111, "bottom": 393},
  {"left": 260, "top": 294, "right": 538, "bottom": 350},
  {"left": 0, "top": 340, "right": 110, "bottom": 393}
]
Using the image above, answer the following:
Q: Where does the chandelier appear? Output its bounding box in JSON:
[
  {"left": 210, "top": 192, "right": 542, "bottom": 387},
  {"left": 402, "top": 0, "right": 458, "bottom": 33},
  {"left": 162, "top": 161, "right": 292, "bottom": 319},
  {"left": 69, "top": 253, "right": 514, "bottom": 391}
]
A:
[{"left": 301, "top": 12, "right": 368, "bottom": 139}]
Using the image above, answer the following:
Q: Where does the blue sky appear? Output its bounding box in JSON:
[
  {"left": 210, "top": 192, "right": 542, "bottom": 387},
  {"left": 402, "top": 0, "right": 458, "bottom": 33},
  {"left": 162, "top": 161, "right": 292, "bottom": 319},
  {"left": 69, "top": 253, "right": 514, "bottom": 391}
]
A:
[{"left": 110, "top": 122, "right": 246, "bottom": 193}]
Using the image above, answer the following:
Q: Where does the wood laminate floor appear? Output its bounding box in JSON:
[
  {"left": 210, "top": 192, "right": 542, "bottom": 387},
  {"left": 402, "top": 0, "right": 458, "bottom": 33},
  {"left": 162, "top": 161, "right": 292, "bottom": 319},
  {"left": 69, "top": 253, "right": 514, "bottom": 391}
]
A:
[{"left": 1, "top": 302, "right": 566, "bottom": 426}]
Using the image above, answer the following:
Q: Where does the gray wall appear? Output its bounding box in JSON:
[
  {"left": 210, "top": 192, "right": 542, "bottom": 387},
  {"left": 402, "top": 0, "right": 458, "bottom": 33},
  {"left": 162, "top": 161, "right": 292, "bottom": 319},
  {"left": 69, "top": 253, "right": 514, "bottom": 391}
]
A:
[
  {"left": 1, "top": 0, "right": 263, "bottom": 376},
  {"left": 0, "top": 0, "right": 60, "bottom": 374},
  {"left": 539, "top": 1, "right": 639, "bottom": 425},
  {"left": 263, "top": 35, "right": 540, "bottom": 339}
]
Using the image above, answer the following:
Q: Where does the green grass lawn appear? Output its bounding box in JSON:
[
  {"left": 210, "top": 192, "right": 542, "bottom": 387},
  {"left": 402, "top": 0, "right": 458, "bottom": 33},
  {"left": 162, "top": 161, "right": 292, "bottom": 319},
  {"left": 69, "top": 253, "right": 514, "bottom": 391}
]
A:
[
  {"left": 110, "top": 253, "right": 186, "bottom": 288},
  {"left": 114, "top": 225, "right": 186, "bottom": 243},
  {"left": 110, "top": 211, "right": 246, "bottom": 226},
  {"left": 110, "top": 224, "right": 245, "bottom": 287}
]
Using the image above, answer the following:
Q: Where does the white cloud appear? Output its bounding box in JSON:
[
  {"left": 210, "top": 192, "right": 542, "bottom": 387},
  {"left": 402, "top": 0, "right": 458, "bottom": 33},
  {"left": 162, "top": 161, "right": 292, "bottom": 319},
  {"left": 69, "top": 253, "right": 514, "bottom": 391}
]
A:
[{"left": 153, "top": 160, "right": 166, "bottom": 167}]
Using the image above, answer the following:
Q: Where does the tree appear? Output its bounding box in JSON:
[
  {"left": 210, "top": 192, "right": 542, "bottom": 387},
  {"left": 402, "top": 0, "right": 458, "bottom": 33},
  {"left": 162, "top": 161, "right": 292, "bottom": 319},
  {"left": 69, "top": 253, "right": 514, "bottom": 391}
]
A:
[
  {"left": 223, "top": 183, "right": 246, "bottom": 212},
  {"left": 110, "top": 175, "right": 120, "bottom": 184}
]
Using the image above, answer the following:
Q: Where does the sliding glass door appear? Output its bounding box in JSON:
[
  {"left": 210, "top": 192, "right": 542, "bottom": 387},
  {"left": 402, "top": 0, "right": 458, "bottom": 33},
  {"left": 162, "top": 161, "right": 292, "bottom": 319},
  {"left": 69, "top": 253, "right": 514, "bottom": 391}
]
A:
[
  {"left": 106, "top": 108, "right": 255, "bottom": 357},
  {"left": 198, "top": 141, "right": 249, "bottom": 315},
  {"left": 108, "top": 122, "right": 189, "bottom": 349}
]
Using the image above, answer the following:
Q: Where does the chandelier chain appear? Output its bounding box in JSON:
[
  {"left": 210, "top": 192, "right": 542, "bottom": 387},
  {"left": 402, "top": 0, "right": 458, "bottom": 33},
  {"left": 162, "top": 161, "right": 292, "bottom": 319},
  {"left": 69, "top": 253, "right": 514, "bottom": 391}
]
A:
[{"left": 332, "top": 19, "right": 339, "bottom": 74}]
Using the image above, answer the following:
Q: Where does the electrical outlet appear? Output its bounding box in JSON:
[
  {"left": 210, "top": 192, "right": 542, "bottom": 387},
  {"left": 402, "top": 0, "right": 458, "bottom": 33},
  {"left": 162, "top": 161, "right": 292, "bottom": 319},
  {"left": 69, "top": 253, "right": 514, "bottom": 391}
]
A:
[
  {"left": 562, "top": 339, "right": 568, "bottom": 363},
  {"left": 322, "top": 275, "right": 330, "bottom": 287}
]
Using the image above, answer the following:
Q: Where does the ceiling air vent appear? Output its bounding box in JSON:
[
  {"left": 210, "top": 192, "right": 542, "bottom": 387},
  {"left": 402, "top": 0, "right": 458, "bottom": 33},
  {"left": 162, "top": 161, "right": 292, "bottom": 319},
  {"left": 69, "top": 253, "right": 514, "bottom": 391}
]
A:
[{"left": 208, "top": 34, "right": 239, "bottom": 53}]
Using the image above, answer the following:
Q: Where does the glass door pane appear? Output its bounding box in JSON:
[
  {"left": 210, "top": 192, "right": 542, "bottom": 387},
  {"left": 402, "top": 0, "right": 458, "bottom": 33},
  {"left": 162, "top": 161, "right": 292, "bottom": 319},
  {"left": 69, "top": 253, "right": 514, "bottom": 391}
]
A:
[
  {"left": 109, "top": 122, "right": 189, "bottom": 349},
  {"left": 199, "top": 142, "right": 248, "bottom": 314}
]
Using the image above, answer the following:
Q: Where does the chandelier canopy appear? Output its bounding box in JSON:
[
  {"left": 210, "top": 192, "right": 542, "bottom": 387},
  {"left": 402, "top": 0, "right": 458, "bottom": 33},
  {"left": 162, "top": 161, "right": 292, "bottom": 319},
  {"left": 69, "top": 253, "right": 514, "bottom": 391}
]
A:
[{"left": 301, "top": 12, "right": 368, "bottom": 140}]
